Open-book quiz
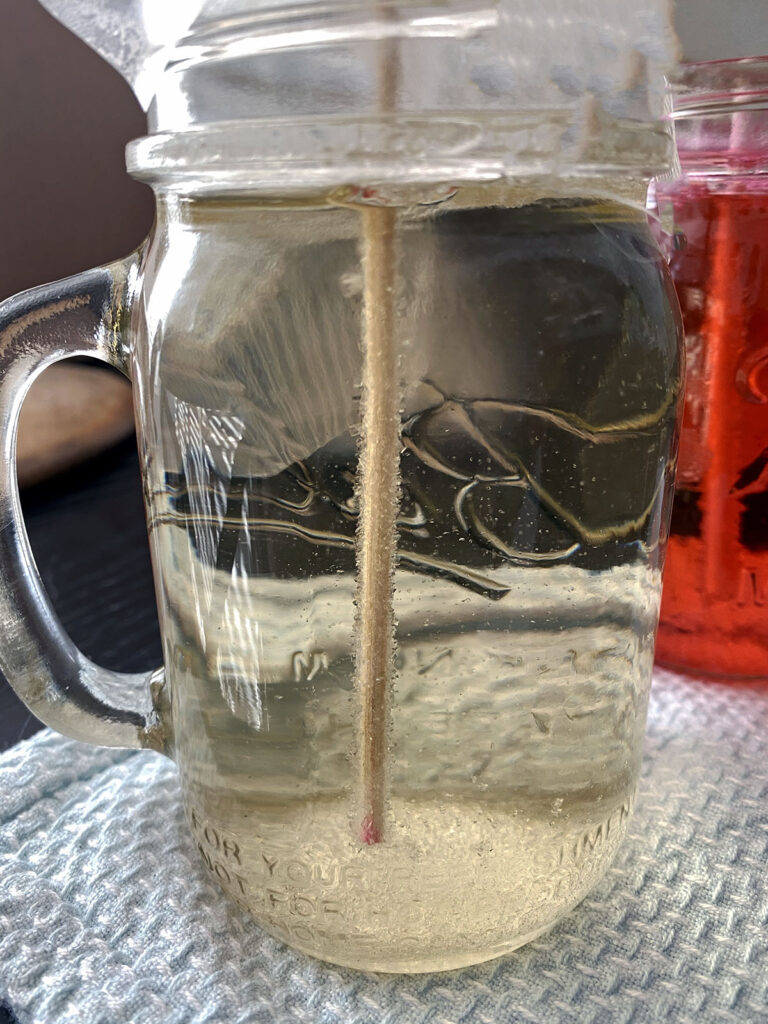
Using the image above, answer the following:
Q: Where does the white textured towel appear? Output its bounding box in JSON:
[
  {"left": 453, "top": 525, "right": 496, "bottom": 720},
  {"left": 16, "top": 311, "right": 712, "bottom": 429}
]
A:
[{"left": 1, "top": 671, "right": 767, "bottom": 1024}]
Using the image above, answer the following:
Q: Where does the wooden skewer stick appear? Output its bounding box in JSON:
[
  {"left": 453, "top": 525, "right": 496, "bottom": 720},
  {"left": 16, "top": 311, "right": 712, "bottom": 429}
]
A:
[
  {"left": 354, "top": 6, "right": 401, "bottom": 847},
  {"left": 356, "top": 203, "right": 400, "bottom": 846}
]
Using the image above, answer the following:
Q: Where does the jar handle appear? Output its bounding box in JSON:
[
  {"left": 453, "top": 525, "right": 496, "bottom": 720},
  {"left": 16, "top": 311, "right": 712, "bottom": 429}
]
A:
[{"left": 0, "top": 254, "right": 167, "bottom": 752}]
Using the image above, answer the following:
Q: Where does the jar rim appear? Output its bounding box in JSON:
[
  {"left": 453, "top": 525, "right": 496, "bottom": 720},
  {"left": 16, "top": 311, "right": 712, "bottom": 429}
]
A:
[
  {"left": 670, "top": 56, "right": 768, "bottom": 119},
  {"left": 126, "top": 113, "right": 675, "bottom": 192}
]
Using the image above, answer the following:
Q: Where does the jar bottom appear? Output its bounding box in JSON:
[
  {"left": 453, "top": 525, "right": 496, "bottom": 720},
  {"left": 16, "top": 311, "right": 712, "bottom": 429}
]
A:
[
  {"left": 187, "top": 791, "right": 634, "bottom": 973},
  {"left": 655, "top": 629, "right": 768, "bottom": 680},
  {"left": 657, "top": 538, "right": 768, "bottom": 679},
  {"left": 265, "top": 918, "right": 560, "bottom": 974}
]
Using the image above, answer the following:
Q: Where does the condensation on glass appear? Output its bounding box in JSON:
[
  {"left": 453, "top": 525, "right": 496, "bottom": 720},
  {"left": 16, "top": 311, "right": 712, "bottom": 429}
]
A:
[{"left": 0, "top": 1, "right": 682, "bottom": 971}]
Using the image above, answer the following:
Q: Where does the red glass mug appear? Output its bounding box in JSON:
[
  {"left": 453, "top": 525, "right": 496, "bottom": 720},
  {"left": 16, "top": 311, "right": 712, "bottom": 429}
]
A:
[{"left": 652, "top": 58, "right": 768, "bottom": 678}]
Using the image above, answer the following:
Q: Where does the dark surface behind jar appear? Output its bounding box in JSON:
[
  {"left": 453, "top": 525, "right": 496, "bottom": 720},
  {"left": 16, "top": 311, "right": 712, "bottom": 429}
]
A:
[{"left": 0, "top": 0, "right": 158, "bottom": 750}]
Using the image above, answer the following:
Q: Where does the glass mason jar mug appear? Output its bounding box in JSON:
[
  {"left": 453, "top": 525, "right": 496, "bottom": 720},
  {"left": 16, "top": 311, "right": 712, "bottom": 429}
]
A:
[{"left": 0, "top": 3, "right": 682, "bottom": 972}]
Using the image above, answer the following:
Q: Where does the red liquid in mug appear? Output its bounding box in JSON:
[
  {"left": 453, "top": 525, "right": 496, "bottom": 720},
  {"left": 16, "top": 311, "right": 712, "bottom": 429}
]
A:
[{"left": 654, "top": 179, "right": 768, "bottom": 676}]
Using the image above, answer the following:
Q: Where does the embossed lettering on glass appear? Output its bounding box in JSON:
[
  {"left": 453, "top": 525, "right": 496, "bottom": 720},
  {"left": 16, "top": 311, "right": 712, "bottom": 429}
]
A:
[{"left": 0, "top": 1, "right": 682, "bottom": 972}]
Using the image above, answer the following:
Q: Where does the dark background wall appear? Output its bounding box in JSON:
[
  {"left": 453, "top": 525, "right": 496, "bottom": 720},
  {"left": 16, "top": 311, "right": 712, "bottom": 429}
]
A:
[
  {"left": 0, "top": 1, "right": 160, "bottom": 752},
  {"left": 0, "top": 0, "right": 154, "bottom": 301}
]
